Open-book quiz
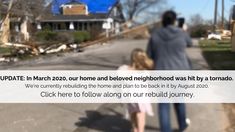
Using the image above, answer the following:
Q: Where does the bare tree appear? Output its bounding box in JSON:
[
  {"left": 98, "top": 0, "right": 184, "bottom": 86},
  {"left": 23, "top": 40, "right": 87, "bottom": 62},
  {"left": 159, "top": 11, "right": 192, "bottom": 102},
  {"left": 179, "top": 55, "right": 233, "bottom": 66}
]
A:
[
  {"left": 0, "top": 0, "right": 14, "bottom": 43},
  {"left": 12, "top": 0, "right": 46, "bottom": 19},
  {"left": 188, "top": 14, "right": 215, "bottom": 37},
  {"left": 122, "top": 0, "right": 165, "bottom": 22},
  {"left": 189, "top": 14, "right": 204, "bottom": 26}
]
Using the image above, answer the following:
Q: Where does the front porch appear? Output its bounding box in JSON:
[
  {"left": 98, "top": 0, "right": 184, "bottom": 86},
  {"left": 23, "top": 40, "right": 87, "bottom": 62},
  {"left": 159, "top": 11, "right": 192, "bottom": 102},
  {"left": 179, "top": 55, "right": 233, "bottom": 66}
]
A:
[{"left": 37, "top": 21, "right": 104, "bottom": 32}]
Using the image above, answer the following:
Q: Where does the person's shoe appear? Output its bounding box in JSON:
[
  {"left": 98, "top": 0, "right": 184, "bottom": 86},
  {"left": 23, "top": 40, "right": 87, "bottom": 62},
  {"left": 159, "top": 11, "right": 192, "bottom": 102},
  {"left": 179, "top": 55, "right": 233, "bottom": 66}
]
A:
[
  {"left": 179, "top": 118, "right": 191, "bottom": 132},
  {"left": 186, "top": 118, "right": 191, "bottom": 126},
  {"left": 181, "top": 118, "right": 191, "bottom": 131}
]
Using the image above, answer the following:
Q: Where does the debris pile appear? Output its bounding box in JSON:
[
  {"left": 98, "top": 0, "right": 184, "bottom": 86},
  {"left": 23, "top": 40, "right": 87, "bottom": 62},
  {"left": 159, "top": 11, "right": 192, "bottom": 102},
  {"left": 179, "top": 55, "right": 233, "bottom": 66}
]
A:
[{"left": 0, "top": 42, "right": 80, "bottom": 63}]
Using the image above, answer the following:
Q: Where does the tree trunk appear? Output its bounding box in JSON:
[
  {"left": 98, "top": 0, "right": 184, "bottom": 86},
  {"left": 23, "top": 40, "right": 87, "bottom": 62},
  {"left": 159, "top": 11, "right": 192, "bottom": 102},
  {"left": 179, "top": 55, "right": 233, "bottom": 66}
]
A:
[{"left": 0, "top": 0, "right": 14, "bottom": 44}]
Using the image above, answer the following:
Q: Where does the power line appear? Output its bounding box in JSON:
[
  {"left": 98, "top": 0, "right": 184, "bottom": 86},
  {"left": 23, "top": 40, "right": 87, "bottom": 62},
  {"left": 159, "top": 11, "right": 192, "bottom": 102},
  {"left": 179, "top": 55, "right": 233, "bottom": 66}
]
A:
[{"left": 222, "top": 0, "right": 224, "bottom": 29}]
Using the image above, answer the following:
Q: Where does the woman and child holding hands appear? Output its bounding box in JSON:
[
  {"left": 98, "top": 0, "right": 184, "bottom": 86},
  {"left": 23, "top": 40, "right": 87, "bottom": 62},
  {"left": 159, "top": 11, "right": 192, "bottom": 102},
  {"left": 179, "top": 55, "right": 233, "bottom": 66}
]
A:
[{"left": 119, "top": 10, "right": 192, "bottom": 132}]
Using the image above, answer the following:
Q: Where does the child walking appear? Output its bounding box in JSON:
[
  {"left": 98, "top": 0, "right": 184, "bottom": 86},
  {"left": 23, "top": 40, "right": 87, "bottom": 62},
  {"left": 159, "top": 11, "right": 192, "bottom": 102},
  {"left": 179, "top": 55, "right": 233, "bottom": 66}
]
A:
[{"left": 119, "top": 48, "right": 154, "bottom": 132}]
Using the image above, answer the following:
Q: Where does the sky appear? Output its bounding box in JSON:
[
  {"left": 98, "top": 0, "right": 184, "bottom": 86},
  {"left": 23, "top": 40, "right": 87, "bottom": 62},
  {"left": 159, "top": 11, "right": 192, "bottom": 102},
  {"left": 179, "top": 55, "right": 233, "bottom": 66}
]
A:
[{"left": 167, "top": 0, "right": 234, "bottom": 21}]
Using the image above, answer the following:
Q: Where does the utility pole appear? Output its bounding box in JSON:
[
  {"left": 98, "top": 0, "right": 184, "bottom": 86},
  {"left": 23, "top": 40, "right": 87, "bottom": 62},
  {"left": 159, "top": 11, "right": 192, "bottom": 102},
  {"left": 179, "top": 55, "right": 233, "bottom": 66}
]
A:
[
  {"left": 222, "top": 0, "right": 224, "bottom": 29},
  {"left": 0, "top": 0, "right": 1, "bottom": 20},
  {"left": 214, "top": 0, "right": 218, "bottom": 32},
  {"left": 232, "top": 5, "right": 235, "bottom": 52}
]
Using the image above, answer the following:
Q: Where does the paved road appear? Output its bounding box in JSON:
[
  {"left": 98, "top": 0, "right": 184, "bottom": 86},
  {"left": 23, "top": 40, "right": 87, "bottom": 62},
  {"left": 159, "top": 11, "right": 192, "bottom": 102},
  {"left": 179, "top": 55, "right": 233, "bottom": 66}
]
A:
[{"left": 0, "top": 39, "right": 230, "bottom": 132}]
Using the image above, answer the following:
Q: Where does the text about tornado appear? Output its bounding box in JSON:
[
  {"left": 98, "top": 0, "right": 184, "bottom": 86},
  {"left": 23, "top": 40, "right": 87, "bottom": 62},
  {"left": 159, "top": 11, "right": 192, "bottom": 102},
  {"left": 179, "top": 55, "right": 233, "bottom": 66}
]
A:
[{"left": 0, "top": 71, "right": 234, "bottom": 103}]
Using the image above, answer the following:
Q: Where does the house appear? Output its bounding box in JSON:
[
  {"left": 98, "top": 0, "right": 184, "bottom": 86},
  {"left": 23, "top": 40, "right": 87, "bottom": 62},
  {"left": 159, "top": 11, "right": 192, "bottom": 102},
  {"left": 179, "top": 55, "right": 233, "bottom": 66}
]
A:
[
  {"left": 36, "top": 0, "right": 124, "bottom": 34},
  {"left": 0, "top": 2, "right": 33, "bottom": 43}
]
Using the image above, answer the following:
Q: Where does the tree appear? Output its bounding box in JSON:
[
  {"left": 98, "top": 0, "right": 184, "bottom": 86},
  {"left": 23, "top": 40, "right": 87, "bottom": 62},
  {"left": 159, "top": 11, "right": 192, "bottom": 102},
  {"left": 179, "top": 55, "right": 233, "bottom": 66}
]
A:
[
  {"left": 12, "top": 0, "right": 47, "bottom": 19},
  {"left": 0, "top": 0, "right": 14, "bottom": 43},
  {"left": 189, "top": 14, "right": 213, "bottom": 37},
  {"left": 122, "top": 0, "right": 165, "bottom": 22},
  {"left": 189, "top": 14, "right": 204, "bottom": 26}
]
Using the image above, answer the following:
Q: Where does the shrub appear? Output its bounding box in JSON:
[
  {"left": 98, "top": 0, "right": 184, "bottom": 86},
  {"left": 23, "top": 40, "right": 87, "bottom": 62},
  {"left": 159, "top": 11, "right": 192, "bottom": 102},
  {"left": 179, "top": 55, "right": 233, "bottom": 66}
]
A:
[
  {"left": 34, "top": 30, "right": 91, "bottom": 44},
  {"left": 56, "top": 32, "right": 74, "bottom": 43},
  {"left": 189, "top": 24, "right": 212, "bottom": 38},
  {"left": 0, "top": 47, "right": 12, "bottom": 54},
  {"left": 35, "top": 31, "right": 58, "bottom": 42},
  {"left": 190, "top": 27, "right": 207, "bottom": 38},
  {"left": 73, "top": 31, "right": 91, "bottom": 43}
]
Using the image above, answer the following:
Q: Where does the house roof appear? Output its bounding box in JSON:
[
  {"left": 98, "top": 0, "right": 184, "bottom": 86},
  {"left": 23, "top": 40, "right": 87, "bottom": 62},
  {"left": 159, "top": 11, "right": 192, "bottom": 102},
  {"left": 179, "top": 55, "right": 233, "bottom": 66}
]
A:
[
  {"left": 52, "top": 0, "right": 118, "bottom": 15},
  {"left": 62, "top": 1, "right": 83, "bottom": 5}
]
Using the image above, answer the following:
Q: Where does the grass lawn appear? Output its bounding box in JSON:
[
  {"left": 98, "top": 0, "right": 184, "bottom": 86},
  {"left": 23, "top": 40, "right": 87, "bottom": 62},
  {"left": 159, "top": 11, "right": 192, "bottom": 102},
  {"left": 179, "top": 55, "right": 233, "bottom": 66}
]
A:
[
  {"left": 199, "top": 39, "right": 235, "bottom": 70},
  {"left": 0, "top": 47, "right": 12, "bottom": 55},
  {"left": 200, "top": 40, "right": 235, "bottom": 131}
]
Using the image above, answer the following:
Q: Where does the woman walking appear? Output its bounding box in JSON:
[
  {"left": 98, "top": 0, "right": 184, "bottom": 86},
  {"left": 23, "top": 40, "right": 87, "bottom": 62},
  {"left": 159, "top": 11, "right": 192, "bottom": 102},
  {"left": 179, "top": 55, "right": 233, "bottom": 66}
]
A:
[{"left": 147, "top": 10, "right": 192, "bottom": 132}]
